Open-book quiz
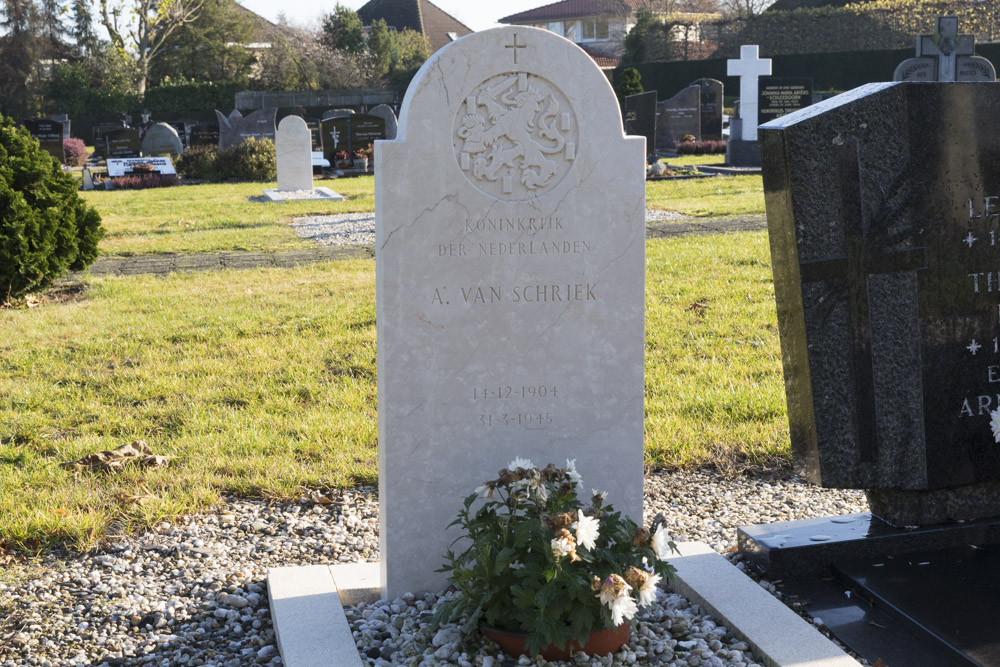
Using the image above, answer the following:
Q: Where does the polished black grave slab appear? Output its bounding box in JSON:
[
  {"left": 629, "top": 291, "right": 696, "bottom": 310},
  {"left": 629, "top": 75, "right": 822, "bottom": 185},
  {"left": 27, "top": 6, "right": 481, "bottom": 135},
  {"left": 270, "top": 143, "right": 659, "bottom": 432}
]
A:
[
  {"left": 833, "top": 544, "right": 1000, "bottom": 666},
  {"left": 739, "top": 512, "right": 1000, "bottom": 579}
]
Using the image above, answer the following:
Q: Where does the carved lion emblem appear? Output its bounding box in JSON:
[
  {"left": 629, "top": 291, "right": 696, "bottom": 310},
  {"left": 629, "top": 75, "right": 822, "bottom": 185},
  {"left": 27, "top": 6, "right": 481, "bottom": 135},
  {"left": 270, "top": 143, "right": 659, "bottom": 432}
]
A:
[{"left": 455, "top": 73, "right": 578, "bottom": 201}]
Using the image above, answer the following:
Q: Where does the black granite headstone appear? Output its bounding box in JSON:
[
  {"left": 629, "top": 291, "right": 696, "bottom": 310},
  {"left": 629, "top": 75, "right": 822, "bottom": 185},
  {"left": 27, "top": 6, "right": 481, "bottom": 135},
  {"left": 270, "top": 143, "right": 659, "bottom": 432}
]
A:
[
  {"left": 105, "top": 128, "right": 142, "bottom": 158},
  {"left": 349, "top": 114, "right": 386, "bottom": 151},
  {"left": 21, "top": 119, "right": 66, "bottom": 162},
  {"left": 692, "top": 78, "right": 724, "bottom": 141},
  {"left": 304, "top": 118, "right": 323, "bottom": 151},
  {"left": 321, "top": 117, "right": 350, "bottom": 163},
  {"left": 624, "top": 91, "right": 657, "bottom": 154},
  {"left": 189, "top": 123, "right": 220, "bottom": 147},
  {"left": 757, "top": 77, "right": 813, "bottom": 125},
  {"left": 92, "top": 122, "right": 127, "bottom": 158},
  {"left": 761, "top": 83, "right": 1000, "bottom": 526},
  {"left": 655, "top": 85, "right": 701, "bottom": 152}
]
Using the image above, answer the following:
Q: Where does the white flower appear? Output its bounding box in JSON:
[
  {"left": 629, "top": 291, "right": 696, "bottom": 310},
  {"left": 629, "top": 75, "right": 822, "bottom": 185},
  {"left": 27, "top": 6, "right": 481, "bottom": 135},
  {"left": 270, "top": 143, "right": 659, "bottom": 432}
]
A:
[
  {"left": 991, "top": 407, "right": 1000, "bottom": 443},
  {"left": 638, "top": 572, "right": 661, "bottom": 607},
  {"left": 592, "top": 489, "right": 607, "bottom": 505},
  {"left": 475, "top": 484, "right": 493, "bottom": 499},
  {"left": 508, "top": 457, "right": 534, "bottom": 471},
  {"left": 608, "top": 592, "right": 638, "bottom": 625},
  {"left": 565, "top": 458, "right": 584, "bottom": 490},
  {"left": 551, "top": 535, "right": 575, "bottom": 559},
  {"left": 596, "top": 574, "right": 637, "bottom": 625},
  {"left": 573, "top": 510, "right": 600, "bottom": 550},
  {"left": 651, "top": 525, "right": 672, "bottom": 560}
]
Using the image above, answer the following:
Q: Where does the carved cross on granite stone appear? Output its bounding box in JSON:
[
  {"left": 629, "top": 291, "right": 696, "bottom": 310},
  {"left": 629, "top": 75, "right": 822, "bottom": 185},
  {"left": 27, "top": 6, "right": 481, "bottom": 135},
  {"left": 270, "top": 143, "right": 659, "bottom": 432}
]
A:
[
  {"left": 918, "top": 16, "right": 974, "bottom": 82},
  {"left": 797, "top": 142, "right": 927, "bottom": 463}
]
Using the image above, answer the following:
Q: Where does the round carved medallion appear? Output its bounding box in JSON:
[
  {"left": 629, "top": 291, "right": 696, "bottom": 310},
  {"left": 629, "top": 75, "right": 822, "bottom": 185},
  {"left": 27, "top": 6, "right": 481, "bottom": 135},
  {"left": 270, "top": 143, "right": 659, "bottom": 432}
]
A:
[{"left": 454, "top": 73, "right": 579, "bottom": 202}]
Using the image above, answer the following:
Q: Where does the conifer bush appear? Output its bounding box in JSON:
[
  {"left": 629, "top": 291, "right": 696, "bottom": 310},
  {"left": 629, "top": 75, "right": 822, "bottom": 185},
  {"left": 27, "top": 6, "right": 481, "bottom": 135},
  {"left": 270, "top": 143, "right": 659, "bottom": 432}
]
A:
[{"left": 0, "top": 114, "right": 103, "bottom": 301}]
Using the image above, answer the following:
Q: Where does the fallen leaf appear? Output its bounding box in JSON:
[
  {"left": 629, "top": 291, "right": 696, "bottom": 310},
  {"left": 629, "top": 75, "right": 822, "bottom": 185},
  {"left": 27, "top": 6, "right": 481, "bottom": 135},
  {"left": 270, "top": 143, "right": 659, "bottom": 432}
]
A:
[{"left": 61, "top": 440, "right": 171, "bottom": 473}]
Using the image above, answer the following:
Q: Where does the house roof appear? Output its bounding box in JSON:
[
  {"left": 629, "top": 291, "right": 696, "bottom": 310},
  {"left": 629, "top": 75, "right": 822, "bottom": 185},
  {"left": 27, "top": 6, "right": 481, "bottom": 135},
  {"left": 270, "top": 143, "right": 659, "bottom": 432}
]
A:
[
  {"left": 357, "top": 0, "right": 473, "bottom": 52},
  {"left": 578, "top": 44, "right": 621, "bottom": 68},
  {"left": 499, "top": 0, "right": 645, "bottom": 24}
]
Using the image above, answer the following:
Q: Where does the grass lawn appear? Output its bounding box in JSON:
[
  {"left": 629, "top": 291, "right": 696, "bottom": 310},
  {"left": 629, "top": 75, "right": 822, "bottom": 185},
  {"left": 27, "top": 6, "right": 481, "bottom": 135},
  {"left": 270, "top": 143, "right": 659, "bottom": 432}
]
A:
[
  {"left": 83, "top": 171, "right": 764, "bottom": 258},
  {"left": 83, "top": 177, "right": 376, "bottom": 257},
  {"left": 0, "top": 225, "right": 784, "bottom": 552}
]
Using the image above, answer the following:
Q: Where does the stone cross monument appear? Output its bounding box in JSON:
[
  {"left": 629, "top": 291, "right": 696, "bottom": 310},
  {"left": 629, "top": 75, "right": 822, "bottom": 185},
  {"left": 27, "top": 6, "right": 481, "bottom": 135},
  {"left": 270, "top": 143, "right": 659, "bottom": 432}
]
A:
[
  {"left": 727, "top": 45, "right": 772, "bottom": 142},
  {"left": 894, "top": 16, "right": 996, "bottom": 82}
]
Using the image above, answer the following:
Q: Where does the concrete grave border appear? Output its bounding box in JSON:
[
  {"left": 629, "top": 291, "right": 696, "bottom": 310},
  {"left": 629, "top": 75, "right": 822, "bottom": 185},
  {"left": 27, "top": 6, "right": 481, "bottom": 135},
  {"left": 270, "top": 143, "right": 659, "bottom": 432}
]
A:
[{"left": 267, "top": 542, "right": 860, "bottom": 667}]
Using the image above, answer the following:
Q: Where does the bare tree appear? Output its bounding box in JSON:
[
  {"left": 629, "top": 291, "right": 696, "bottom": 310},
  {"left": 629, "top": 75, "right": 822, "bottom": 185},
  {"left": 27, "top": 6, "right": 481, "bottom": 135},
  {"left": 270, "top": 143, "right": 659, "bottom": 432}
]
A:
[
  {"left": 97, "top": 0, "right": 203, "bottom": 95},
  {"left": 718, "top": 0, "right": 775, "bottom": 20}
]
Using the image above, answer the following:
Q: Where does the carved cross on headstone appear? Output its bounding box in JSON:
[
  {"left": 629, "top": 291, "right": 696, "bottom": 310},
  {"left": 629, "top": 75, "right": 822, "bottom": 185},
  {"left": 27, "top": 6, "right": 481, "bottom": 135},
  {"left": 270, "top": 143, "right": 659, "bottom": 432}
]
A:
[
  {"left": 727, "top": 45, "right": 772, "bottom": 141},
  {"left": 919, "top": 16, "right": 974, "bottom": 82},
  {"left": 797, "top": 142, "right": 927, "bottom": 463},
  {"left": 505, "top": 33, "right": 527, "bottom": 64}
]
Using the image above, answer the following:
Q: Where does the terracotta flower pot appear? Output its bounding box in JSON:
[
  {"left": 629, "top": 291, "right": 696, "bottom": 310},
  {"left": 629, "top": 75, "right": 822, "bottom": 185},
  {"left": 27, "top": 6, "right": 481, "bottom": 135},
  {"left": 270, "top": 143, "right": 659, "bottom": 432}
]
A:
[{"left": 480, "top": 622, "right": 630, "bottom": 661}]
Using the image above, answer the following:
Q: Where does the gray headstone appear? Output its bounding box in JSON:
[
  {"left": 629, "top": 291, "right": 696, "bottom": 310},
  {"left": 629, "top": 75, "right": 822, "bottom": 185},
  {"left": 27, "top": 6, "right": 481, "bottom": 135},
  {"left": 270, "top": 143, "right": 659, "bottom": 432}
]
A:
[
  {"left": 760, "top": 82, "right": 1000, "bottom": 526},
  {"left": 81, "top": 167, "right": 94, "bottom": 190},
  {"left": 141, "top": 123, "right": 184, "bottom": 156},
  {"left": 21, "top": 119, "right": 66, "bottom": 162},
  {"left": 377, "top": 26, "right": 645, "bottom": 598},
  {"left": 692, "top": 78, "right": 724, "bottom": 141},
  {"left": 275, "top": 116, "right": 313, "bottom": 192},
  {"left": 757, "top": 77, "right": 814, "bottom": 126},
  {"left": 655, "top": 85, "right": 701, "bottom": 152},
  {"left": 894, "top": 16, "right": 996, "bottom": 82},
  {"left": 368, "top": 105, "right": 398, "bottom": 140},
  {"left": 216, "top": 108, "right": 278, "bottom": 152}
]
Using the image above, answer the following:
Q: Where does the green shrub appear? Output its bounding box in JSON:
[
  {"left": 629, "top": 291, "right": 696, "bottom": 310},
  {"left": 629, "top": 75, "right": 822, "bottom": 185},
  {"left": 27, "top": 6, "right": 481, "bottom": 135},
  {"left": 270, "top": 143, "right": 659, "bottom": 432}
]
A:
[
  {"left": 213, "top": 137, "right": 276, "bottom": 182},
  {"left": 175, "top": 145, "right": 218, "bottom": 181},
  {"left": 0, "top": 115, "right": 103, "bottom": 301}
]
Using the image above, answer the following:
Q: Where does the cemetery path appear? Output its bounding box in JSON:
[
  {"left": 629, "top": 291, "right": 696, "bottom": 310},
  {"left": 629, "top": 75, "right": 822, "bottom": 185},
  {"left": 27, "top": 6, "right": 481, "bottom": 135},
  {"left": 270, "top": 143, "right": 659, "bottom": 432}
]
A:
[{"left": 75, "top": 215, "right": 766, "bottom": 277}]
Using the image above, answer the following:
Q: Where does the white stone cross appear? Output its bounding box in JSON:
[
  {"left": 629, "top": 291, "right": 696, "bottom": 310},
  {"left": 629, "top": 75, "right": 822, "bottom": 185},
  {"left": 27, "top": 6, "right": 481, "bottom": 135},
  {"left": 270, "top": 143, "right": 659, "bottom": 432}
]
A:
[
  {"left": 918, "top": 16, "right": 974, "bottom": 82},
  {"left": 727, "top": 45, "right": 772, "bottom": 141}
]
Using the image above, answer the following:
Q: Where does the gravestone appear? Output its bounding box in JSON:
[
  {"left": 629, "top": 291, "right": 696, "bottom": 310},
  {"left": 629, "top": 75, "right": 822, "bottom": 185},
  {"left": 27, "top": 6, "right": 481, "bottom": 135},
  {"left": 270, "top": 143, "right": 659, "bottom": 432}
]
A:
[
  {"left": 368, "top": 104, "right": 398, "bottom": 140},
  {"left": 692, "top": 78, "right": 724, "bottom": 141},
  {"left": 104, "top": 128, "right": 142, "bottom": 158},
  {"left": 215, "top": 108, "right": 278, "bottom": 152},
  {"left": 304, "top": 118, "right": 323, "bottom": 150},
  {"left": 21, "top": 118, "right": 66, "bottom": 162},
  {"left": 50, "top": 114, "right": 70, "bottom": 139},
  {"left": 189, "top": 122, "right": 220, "bottom": 147},
  {"left": 377, "top": 26, "right": 645, "bottom": 598},
  {"left": 165, "top": 120, "right": 192, "bottom": 149},
  {"left": 320, "top": 116, "right": 350, "bottom": 163},
  {"left": 751, "top": 79, "right": 1000, "bottom": 667},
  {"left": 757, "top": 77, "right": 813, "bottom": 125},
  {"left": 624, "top": 91, "right": 658, "bottom": 155},
  {"left": 141, "top": 122, "right": 184, "bottom": 156},
  {"left": 654, "top": 85, "right": 701, "bottom": 152},
  {"left": 322, "top": 108, "right": 354, "bottom": 120},
  {"left": 727, "top": 45, "right": 771, "bottom": 167},
  {"left": 92, "top": 122, "right": 127, "bottom": 158},
  {"left": 894, "top": 16, "right": 996, "bottom": 82},
  {"left": 275, "top": 115, "right": 313, "bottom": 191}
]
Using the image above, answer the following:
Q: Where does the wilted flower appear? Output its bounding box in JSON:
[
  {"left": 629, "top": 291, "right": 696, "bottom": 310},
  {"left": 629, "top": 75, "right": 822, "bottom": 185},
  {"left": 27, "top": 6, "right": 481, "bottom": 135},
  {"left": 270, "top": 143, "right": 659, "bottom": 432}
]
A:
[
  {"left": 573, "top": 509, "right": 600, "bottom": 550},
  {"left": 551, "top": 531, "right": 578, "bottom": 561},
  {"left": 637, "top": 571, "right": 661, "bottom": 607},
  {"left": 592, "top": 489, "right": 607, "bottom": 506},
  {"left": 991, "top": 407, "right": 1000, "bottom": 443},
  {"left": 651, "top": 525, "right": 672, "bottom": 560},
  {"left": 632, "top": 526, "right": 650, "bottom": 547},
  {"left": 546, "top": 512, "right": 575, "bottom": 531},
  {"left": 475, "top": 482, "right": 494, "bottom": 499}
]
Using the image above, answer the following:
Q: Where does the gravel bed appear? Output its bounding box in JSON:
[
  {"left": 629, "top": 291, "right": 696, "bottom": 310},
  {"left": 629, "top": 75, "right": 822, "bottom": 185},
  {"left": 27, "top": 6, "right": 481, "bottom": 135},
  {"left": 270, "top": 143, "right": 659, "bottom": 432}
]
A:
[
  {"left": 290, "top": 210, "right": 688, "bottom": 247},
  {"left": 0, "top": 469, "right": 866, "bottom": 667}
]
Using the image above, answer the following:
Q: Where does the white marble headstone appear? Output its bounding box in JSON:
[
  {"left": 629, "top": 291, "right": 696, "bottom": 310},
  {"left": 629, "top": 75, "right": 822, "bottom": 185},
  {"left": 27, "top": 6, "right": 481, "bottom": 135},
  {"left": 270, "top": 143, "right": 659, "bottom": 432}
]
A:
[
  {"left": 376, "top": 26, "right": 646, "bottom": 598},
  {"left": 276, "top": 116, "right": 313, "bottom": 192}
]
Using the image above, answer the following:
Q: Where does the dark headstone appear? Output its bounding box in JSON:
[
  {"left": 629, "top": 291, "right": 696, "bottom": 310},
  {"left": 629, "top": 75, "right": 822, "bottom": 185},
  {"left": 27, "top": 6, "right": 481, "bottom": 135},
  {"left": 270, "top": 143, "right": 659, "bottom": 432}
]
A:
[
  {"left": 165, "top": 120, "right": 191, "bottom": 148},
  {"left": 757, "top": 77, "right": 814, "bottom": 126},
  {"left": 189, "top": 123, "right": 220, "bottom": 147},
  {"left": 894, "top": 16, "right": 996, "bottom": 82},
  {"left": 50, "top": 114, "right": 71, "bottom": 139},
  {"left": 654, "top": 85, "right": 701, "bottom": 153},
  {"left": 92, "top": 122, "right": 128, "bottom": 158},
  {"left": 21, "top": 119, "right": 66, "bottom": 162},
  {"left": 322, "top": 108, "right": 354, "bottom": 120},
  {"left": 104, "top": 128, "right": 142, "bottom": 158},
  {"left": 321, "top": 117, "right": 350, "bottom": 163},
  {"left": 624, "top": 91, "right": 657, "bottom": 155},
  {"left": 760, "top": 82, "right": 1000, "bottom": 526},
  {"left": 368, "top": 105, "right": 398, "bottom": 140},
  {"left": 304, "top": 118, "right": 323, "bottom": 150},
  {"left": 215, "top": 108, "right": 277, "bottom": 152},
  {"left": 349, "top": 114, "right": 386, "bottom": 151},
  {"left": 692, "top": 78, "right": 724, "bottom": 141}
]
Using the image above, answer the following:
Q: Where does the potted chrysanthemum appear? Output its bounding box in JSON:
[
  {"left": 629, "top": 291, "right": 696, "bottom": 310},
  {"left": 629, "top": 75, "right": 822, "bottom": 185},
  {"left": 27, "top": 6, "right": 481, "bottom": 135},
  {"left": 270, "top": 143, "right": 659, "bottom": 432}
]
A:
[{"left": 434, "top": 458, "right": 677, "bottom": 659}]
